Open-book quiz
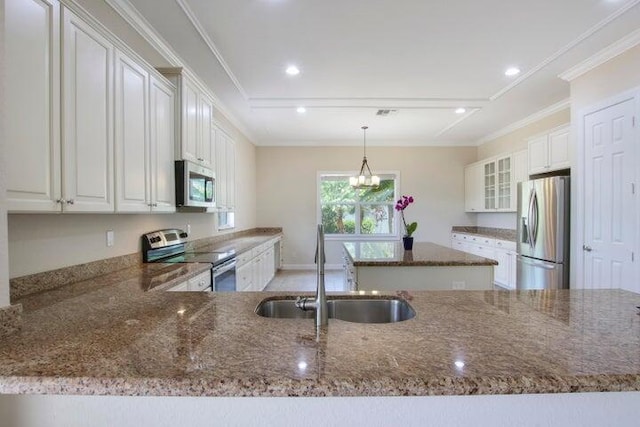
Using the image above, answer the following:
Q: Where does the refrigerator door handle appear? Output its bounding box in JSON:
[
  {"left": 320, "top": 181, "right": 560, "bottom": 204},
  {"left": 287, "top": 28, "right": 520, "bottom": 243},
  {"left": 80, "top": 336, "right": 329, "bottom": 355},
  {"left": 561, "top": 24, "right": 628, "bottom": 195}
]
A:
[
  {"left": 519, "top": 256, "right": 556, "bottom": 270},
  {"left": 531, "top": 190, "right": 539, "bottom": 248},
  {"left": 527, "top": 189, "right": 536, "bottom": 248}
]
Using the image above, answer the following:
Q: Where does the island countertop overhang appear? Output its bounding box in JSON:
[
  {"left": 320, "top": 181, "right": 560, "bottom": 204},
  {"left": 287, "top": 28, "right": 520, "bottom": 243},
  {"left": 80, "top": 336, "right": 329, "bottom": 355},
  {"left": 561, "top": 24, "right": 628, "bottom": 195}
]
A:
[
  {"left": 342, "top": 240, "right": 498, "bottom": 267},
  {"left": 1, "top": 261, "right": 639, "bottom": 397}
]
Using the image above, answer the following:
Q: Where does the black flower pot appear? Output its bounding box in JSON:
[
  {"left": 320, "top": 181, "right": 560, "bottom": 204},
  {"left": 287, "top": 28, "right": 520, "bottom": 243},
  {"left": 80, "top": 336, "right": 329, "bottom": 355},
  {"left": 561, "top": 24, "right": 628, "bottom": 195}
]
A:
[{"left": 402, "top": 236, "right": 414, "bottom": 251}]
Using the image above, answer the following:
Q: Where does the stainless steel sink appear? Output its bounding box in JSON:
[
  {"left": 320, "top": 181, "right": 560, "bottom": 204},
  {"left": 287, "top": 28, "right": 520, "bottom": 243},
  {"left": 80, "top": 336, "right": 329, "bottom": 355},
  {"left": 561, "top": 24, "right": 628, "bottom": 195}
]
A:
[{"left": 255, "top": 297, "right": 415, "bottom": 323}]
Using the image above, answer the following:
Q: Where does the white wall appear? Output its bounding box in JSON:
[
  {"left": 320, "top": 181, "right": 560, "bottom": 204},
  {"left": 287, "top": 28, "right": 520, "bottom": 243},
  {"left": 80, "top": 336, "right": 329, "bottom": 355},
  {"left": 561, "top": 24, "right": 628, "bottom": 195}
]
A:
[
  {"left": 1, "top": 392, "right": 640, "bottom": 427},
  {"left": 474, "top": 109, "right": 571, "bottom": 230},
  {"left": 255, "top": 146, "right": 477, "bottom": 266}
]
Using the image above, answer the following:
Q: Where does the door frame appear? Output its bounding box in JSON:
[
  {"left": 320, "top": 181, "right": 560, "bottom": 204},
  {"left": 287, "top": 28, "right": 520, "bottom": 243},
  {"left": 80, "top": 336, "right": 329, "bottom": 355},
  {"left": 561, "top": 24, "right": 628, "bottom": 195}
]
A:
[{"left": 574, "top": 86, "right": 640, "bottom": 289}]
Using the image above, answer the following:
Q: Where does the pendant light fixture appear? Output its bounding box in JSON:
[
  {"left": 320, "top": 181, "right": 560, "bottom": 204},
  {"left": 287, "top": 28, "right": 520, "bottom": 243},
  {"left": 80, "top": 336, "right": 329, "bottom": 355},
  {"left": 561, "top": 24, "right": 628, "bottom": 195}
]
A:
[{"left": 349, "top": 126, "right": 380, "bottom": 188}]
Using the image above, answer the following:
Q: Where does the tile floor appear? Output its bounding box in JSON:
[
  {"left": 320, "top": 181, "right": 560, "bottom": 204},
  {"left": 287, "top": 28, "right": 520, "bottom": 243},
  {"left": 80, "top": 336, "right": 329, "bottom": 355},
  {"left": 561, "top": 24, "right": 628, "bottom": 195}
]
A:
[{"left": 263, "top": 270, "right": 348, "bottom": 292}]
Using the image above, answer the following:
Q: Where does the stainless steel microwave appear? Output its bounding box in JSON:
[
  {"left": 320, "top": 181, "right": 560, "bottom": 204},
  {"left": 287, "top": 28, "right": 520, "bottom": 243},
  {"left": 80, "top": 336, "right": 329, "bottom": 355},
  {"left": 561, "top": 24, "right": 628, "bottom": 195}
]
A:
[{"left": 175, "top": 160, "right": 215, "bottom": 208}]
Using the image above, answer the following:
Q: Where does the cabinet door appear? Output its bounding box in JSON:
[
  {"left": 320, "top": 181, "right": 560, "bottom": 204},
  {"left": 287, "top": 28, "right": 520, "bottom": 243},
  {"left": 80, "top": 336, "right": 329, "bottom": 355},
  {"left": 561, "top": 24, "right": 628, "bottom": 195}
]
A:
[
  {"left": 199, "top": 94, "right": 215, "bottom": 167},
  {"left": 528, "top": 135, "right": 548, "bottom": 175},
  {"left": 237, "top": 262, "right": 253, "bottom": 291},
  {"left": 181, "top": 75, "right": 199, "bottom": 163},
  {"left": 512, "top": 149, "right": 528, "bottom": 208},
  {"left": 493, "top": 248, "right": 510, "bottom": 287},
  {"left": 496, "top": 156, "right": 511, "bottom": 210},
  {"left": 508, "top": 251, "right": 518, "bottom": 290},
  {"left": 226, "top": 138, "right": 236, "bottom": 209},
  {"left": 115, "top": 50, "right": 149, "bottom": 212},
  {"left": 483, "top": 161, "right": 496, "bottom": 210},
  {"left": 62, "top": 8, "right": 114, "bottom": 212},
  {"left": 464, "top": 163, "right": 483, "bottom": 212},
  {"left": 548, "top": 127, "right": 570, "bottom": 171},
  {"left": 5, "top": 0, "right": 61, "bottom": 212},
  {"left": 150, "top": 75, "right": 176, "bottom": 212},
  {"left": 215, "top": 129, "right": 228, "bottom": 210}
]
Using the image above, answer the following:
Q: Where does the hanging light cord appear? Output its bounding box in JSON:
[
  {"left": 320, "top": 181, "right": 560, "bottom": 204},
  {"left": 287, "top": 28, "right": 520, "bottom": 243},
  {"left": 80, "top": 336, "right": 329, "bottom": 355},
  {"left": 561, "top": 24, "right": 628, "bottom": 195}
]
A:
[{"left": 359, "top": 126, "right": 373, "bottom": 175}]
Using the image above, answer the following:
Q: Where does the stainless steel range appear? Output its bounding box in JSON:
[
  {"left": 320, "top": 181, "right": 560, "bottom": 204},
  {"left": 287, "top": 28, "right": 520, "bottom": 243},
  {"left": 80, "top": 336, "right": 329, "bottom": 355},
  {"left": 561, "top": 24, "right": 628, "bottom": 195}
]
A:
[{"left": 142, "top": 229, "right": 236, "bottom": 292}]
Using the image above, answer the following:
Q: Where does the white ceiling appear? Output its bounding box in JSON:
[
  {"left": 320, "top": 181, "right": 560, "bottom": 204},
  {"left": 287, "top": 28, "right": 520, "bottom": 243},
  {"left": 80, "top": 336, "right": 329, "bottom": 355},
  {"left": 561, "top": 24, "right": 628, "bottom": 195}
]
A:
[{"left": 125, "top": 0, "right": 640, "bottom": 146}]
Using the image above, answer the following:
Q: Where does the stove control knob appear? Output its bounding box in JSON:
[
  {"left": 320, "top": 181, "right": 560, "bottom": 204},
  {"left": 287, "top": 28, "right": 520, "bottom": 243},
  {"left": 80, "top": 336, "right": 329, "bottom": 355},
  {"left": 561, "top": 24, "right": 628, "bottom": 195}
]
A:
[{"left": 179, "top": 232, "right": 187, "bottom": 238}]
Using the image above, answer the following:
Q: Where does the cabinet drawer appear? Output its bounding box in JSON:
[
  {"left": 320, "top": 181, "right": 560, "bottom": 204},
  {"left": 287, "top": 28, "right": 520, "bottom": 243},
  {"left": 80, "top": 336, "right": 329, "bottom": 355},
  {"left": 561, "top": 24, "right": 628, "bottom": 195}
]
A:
[
  {"left": 237, "top": 250, "right": 252, "bottom": 266},
  {"left": 495, "top": 239, "right": 516, "bottom": 251},
  {"left": 188, "top": 271, "right": 211, "bottom": 291}
]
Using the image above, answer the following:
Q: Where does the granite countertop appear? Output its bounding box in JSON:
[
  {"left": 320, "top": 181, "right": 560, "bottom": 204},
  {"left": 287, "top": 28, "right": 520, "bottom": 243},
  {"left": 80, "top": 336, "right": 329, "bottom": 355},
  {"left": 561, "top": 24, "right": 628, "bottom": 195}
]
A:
[
  {"left": 451, "top": 226, "right": 517, "bottom": 242},
  {"left": 189, "top": 231, "right": 282, "bottom": 255},
  {"left": 3, "top": 262, "right": 639, "bottom": 397},
  {"left": 343, "top": 241, "right": 498, "bottom": 267}
]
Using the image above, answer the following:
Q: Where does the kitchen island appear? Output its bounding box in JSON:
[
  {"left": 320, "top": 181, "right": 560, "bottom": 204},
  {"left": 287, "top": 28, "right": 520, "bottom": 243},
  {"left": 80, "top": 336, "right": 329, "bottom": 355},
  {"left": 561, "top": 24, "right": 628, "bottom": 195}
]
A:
[
  {"left": 1, "top": 263, "right": 639, "bottom": 425},
  {"left": 343, "top": 241, "right": 498, "bottom": 291}
]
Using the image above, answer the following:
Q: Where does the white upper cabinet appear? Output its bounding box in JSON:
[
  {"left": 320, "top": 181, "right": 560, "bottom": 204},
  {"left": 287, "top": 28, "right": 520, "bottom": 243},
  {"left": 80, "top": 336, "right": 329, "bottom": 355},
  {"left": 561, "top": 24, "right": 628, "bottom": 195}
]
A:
[
  {"left": 159, "top": 68, "right": 216, "bottom": 168},
  {"left": 114, "top": 51, "right": 175, "bottom": 213},
  {"left": 115, "top": 50, "right": 149, "bottom": 212},
  {"left": 5, "top": 0, "right": 61, "bottom": 212},
  {"left": 62, "top": 7, "right": 115, "bottom": 212},
  {"left": 465, "top": 150, "right": 526, "bottom": 213},
  {"left": 464, "top": 162, "right": 484, "bottom": 212},
  {"left": 528, "top": 125, "right": 570, "bottom": 174},
  {"left": 215, "top": 128, "right": 236, "bottom": 210},
  {"left": 199, "top": 94, "right": 215, "bottom": 168},
  {"left": 149, "top": 75, "right": 176, "bottom": 212}
]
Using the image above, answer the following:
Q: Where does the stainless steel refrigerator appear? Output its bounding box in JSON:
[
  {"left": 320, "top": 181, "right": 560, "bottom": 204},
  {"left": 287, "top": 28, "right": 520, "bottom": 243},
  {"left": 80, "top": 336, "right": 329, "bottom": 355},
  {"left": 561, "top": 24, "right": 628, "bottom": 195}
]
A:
[{"left": 516, "top": 176, "right": 570, "bottom": 289}]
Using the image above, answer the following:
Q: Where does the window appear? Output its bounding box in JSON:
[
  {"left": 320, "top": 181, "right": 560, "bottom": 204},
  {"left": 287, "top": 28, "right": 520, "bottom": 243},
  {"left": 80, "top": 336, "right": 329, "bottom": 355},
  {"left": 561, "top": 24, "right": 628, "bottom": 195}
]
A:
[
  {"left": 218, "top": 211, "right": 235, "bottom": 230},
  {"left": 319, "top": 173, "right": 398, "bottom": 238}
]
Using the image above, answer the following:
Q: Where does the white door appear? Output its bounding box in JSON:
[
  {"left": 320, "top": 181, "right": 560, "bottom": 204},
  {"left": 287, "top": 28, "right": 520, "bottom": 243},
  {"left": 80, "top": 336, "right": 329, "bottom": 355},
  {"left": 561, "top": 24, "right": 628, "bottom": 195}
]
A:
[
  {"left": 5, "top": 0, "right": 61, "bottom": 212},
  {"left": 150, "top": 75, "right": 176, "bottom": 212},
  {"left": 115, "top": 50, "right": 149, "bottom": 212},
  {"left": 583, "top": 97, "right": 636, "bottom": 290},
  {"left": 62, "top": 8, "right": 114, "bottom": 212}
]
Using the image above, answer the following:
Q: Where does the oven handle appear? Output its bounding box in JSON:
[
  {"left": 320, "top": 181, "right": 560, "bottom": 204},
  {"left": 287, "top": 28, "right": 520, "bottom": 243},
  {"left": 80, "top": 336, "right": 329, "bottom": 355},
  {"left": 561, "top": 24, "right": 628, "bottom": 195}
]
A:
[{"left": 213, "top": 258, "right": 236, "bottom": 277}]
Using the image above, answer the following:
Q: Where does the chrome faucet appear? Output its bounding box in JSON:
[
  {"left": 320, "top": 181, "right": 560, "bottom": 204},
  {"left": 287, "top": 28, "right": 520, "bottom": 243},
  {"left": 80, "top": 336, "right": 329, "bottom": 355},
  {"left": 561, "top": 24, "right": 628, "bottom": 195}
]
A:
[{"left": 295, "top": 225, "right": 328, "bottom": 330}]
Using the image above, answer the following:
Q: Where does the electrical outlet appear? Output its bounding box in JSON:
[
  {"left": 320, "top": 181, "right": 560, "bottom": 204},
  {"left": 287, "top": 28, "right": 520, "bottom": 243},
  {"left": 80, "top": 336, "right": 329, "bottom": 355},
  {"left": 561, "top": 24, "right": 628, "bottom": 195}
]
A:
[
  {"left": 452, "top": 281, "right": 466, "bottom": 290},
  {"left": 186, "top": 224, "right": 191, "bottom": 235},
  {"left": 106, "top": 230, "right": 114, "bottom": 247}
]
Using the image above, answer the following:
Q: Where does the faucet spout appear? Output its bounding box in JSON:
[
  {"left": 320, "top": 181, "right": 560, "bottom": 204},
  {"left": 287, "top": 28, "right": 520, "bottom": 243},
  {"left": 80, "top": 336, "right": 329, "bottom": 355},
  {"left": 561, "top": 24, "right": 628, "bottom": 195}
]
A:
[{"left": 295, "top": 225, "right": 328, "bottom": 330}]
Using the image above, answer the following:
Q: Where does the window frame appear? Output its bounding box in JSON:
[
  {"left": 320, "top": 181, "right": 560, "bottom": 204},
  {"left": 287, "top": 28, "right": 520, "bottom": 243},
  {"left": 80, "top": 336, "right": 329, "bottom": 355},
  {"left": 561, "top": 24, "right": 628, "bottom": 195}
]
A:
[{"left": 317, "top": 171, "right": 401, "bottom": 241}]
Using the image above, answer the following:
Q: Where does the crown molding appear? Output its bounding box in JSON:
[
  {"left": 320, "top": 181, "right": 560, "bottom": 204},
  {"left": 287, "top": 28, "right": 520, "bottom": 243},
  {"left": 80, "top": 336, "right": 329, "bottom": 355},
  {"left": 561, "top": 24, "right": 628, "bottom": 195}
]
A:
[
  {"left": 476, "top": 98, "right": 570, "bottom": 145},
  {"left": 173, "top": 0, "right": 249, "bottom": 100},
  {"left": 488, "top": 0, "right": 640, "bottom": 101},
  {"left": 102, "top": 0, "right": 182, "bottom": 66},
  {"left": 103, "top": 0, "right": 256, "bottom": 143},
  {"left": 434, "top": 109, "right": 481, "bottom": 138},
  {"left": 248, "top": 97, "right": 489, "bottom": 109},
  {"left": 559, "top": 28, "right": 640, "bottom": 82}
]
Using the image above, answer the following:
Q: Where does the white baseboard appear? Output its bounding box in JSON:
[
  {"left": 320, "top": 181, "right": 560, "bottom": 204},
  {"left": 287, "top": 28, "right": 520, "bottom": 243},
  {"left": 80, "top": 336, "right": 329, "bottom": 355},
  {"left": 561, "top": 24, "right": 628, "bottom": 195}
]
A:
[{"left": 281, "top": 264, "right": 342, "bottom": 271}]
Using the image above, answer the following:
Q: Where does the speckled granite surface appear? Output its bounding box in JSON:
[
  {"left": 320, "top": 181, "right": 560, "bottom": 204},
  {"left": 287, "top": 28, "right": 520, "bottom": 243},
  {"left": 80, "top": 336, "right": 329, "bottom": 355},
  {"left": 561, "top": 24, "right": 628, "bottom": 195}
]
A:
[
  {"left": 343, "top": 241, "right": 498, "bottom": 266},
  {"left": 2, "top": 261, "right": 638, "bottom": 397},
  {"left": 9, "top": 229, "right": 283, "bottom": 299},
  {"left": 0, "top": 304, "right": 22, "bottom": 337},
  {"left": 452, "top": 226, "right": 517, "bottom": 242}
]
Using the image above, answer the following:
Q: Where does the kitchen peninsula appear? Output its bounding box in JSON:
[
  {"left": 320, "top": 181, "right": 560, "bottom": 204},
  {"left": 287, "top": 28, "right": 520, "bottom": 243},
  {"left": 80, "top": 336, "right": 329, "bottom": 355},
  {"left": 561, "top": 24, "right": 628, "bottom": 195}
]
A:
[{"left": 343, "top": 241, "right": 497, "bottom": 291}]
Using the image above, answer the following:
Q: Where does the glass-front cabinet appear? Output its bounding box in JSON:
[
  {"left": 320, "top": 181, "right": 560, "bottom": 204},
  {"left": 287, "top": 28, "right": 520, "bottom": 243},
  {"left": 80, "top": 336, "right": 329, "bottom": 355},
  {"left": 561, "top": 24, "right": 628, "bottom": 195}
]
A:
[
  {"left": 466, "top": 153, "right": 521, "bottom": 213},
  {"left": 497, "top": 156, "right": 511, "bottom": 209},
  {"left": 484, "top": 161, "right": 496, "bottom": 210}
]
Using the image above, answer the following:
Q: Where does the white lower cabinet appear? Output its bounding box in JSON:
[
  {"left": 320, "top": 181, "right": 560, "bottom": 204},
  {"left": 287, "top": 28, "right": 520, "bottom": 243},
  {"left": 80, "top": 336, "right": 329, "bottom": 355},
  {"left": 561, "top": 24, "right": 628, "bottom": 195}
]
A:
[
  {"left": 237, "top": 238, "right": 281, "bottom": 292},
  {"left": 451, "top": 233, "right": 517, "bottom": 289},
  {"left": 167, "top": 270, "right": 211, "bottom": 292}
]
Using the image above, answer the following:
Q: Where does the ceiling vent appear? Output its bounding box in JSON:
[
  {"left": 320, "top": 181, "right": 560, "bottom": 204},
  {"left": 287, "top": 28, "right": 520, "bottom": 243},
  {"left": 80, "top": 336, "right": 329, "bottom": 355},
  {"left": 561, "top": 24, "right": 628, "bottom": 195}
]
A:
[{"left": 376, "top": 109, "right": 398, "bottom": 117}]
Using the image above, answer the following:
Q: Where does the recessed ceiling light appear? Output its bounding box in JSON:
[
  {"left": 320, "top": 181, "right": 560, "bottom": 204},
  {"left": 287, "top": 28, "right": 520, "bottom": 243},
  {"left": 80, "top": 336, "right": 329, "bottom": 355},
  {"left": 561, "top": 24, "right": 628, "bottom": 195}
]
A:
[
  {"left": 285, "top": 65, "right": 300, "bottom": 76},
  {"left": 455, "top": 108, "right": 466, "bottom": 114},
  {"left": 505, "top": 67, "right": 521, "bottom": 77},
  {"left": 296, "top": 107, "right": 306, "bottom": 114}
]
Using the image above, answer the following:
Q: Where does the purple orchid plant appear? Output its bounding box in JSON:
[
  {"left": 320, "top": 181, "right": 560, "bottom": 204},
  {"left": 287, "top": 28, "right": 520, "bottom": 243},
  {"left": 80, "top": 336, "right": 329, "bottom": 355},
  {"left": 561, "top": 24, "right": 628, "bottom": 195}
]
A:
[{"left": 395, "top": 195, "right": 418, "bottom": 237}]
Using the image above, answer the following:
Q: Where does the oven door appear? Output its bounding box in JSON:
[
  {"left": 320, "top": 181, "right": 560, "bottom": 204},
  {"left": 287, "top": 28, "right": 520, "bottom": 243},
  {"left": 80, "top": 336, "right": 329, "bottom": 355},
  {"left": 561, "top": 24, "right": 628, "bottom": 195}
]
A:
[{"left": 213, "top": 258, "right": 236, "bottom": 292}]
